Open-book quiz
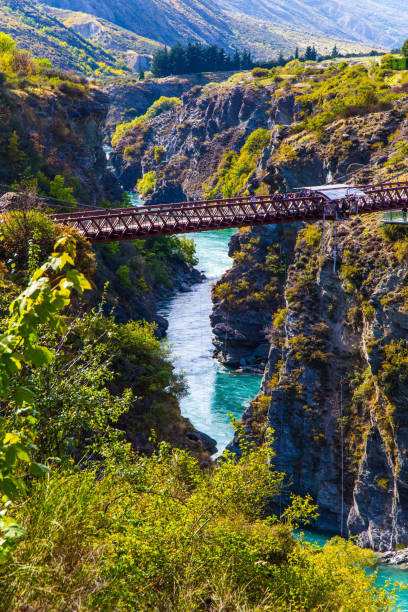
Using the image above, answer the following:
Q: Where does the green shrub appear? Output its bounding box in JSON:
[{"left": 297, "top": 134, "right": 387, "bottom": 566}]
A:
[
  {"left": 205, "top": 129, "right": 271, "bottom": 199},
  {"left": 116, "top": 264, "right": 131, "bottom": 288},
  {"left": 137, "top": 170, "right": 157, "bottom": 196},
  {"left": 112, "top": 97, "right": 181, "bottom": 146},
  {"left": 154, "top": 145, "right": 166, "bottom": 162},
  {"left": 251, "top": 67, "right": 270, "bottom": 79},
  {"left": 297, "top": 225, "right": 322, "bottom": 248},
  {"left": 0, "top": 436, "right": 393, "bottom": 611}
]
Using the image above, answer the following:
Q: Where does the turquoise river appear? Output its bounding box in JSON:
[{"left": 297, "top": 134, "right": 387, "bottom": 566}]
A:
[{"left": 158, "top": 225, "right": 408, "bottom": 610}]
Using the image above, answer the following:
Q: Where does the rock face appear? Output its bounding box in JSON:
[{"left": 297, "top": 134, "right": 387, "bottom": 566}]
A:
[
  {"left": 224, "top": 216, "right": 408, "bottom": 551},
  {"left": 111, "top": 78, "right": 296, "bottom": 198},
  {"left": 210, "top": 223, "right": 298, "bottom": 371},
  {"left": 105, "top": 73, "right": 236, "bottom": 138},
  {"left": 0, "top": 79, "right": 121, "bottom": 205}
]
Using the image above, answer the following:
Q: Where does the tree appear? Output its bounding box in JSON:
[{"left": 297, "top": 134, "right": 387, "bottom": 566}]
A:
[
  {"left": 331, "top": 44, "right": 339, "bottom": 58},
  {"left": 402, "top": 39, "right": 408, "bottom": 57},
  {"left": 49, "top": 175, "right": 76, "bottom": 203},
  {"left": 305, "top": 46, "right": 317, "bottom": 61},
  {"left": 0, "top": 32, "right": 15, "bottom": 55},
  {"left": 295, "top": 47, "right": 299, "bottom": 59},
  {"left": 139, "top": 69, "right": 145, "bottom": 80},
  {"left": 8, "top": 131, "right": 26, "bottom": 170},
  {"left": 232, "top": 48, "right": 241, "bottom": 69}
]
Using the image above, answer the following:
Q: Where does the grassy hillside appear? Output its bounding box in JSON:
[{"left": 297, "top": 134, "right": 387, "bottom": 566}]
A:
[
  {"left": 0, "top": 0, "right": 131, "bottom": 76},
  {"left": 45, "top": 5, "right": 163, "bottom": 70}
]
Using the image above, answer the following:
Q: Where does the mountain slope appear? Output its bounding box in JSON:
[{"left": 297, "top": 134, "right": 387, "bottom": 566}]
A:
[
  {"left": 0, "top": 0, "right": 130, "bottom": 75},
  {"left": 41, "top": 0, "right": 380, "bottom": 62},
  {"left": 220, "top": 0, "right": 407, "bottom": 48},
  {"left": 43, "top": 5, "right": 162, "bottom": 70},
  {"left": 42, "top": 0, "right": 234, "bottom": 48}
]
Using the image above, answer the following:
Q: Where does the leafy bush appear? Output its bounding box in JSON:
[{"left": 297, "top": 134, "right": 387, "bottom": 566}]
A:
[
  {"left": 154, "top": 145, "right": 166, "bottom": 162},
  {"left": 0, "top": 236, "right": 91, "bottom": 562},
  {"left": 137, "top": 170, "right": 157, "bottom": 196},
  {"left": 116, "top": 263, "right": 131, "bottom": 288},
  {"left": 0, "top": 210, "right": 94, "bottom": 278},
  {"left": 112, "top": 97, "right": 181, "bottom": 146},
  {"left": 251, "top": 67, "right": 270, "bottom": 78},
  {"left": 0, "top": 432, "right": 395, "bottom": 611},
  {"left": 297, "top": 224, "right": 322, "bottom": 248},
  {"left": 293, "top": 63, "right": 397, "bottom": 134}
]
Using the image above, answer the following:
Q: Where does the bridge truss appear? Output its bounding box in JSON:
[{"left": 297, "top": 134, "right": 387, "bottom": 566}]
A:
[{"left": 50, "top": 182, "right": 408, "bottom": 244}]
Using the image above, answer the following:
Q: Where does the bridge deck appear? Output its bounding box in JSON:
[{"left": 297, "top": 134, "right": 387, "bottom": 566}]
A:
[{"left": 51, "top": 182, "right": 408, "bottom": 243}]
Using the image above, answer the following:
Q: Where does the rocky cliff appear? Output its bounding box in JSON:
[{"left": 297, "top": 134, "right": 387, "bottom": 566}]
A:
[
  {"left": 0, "top": 73, "right": 120, "bottom": 204},
  {"left": 110, "top": 74, "right": 296, "bottom": 197},
  {"left": 105, "top": 72, "right": 235, "bottom": 138},
  {"left": 225, "top": 216, "right": 408, "bottom": 551}
]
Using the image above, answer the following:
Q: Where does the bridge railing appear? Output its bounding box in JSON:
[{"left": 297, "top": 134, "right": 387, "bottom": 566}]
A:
[{"left": 49, "top": 181, "right": 408, "bottom": 243}]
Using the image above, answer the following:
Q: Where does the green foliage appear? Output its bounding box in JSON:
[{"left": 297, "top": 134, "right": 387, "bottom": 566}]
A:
[
  {"left": 251, "top": 67, "right": 270, "bottom": 78},
  {"left": 0, "top": 235, "right": 91, "bottom": 562},
  {"left": 205, "top": 129, "right": 271, "bottom": 199},
  {"left": 362, "top": 301, "right": 376, "bottom": 322},
  {"left": 273, "top": 307, "right": 287, "bottom": 328},
  {"left": 293, "top": 63, "right": 397, "bottom": 135},
  {"left": 7, "top": 131, "right": 26, "bottom": 170},
  {"left": 297, "top": 224, "right": 322, "bottom": 248},
  {"left": 137, "top": 170, "right": 157, "bottom": 196},
  {"left": 49, "top": 174, "right": 77, "bottom": 203},
  {"left": 152, "top": 42, "right": 252, "bottom": 78},
  {"left": 273, "top": 144, "right": 299, "bottom": 163},
  {"left": 112, "top": 97, "right": 181, "bottom": 146},
  {"left": 0, "top": 210, "right": 95, "bottom": 279},
  {"left": 0, "top": 33, "right": 15, "bottom": 55},
  {"left": 116, "top": 263, "right": 131, "bottom": 288},
  {"left": 0, "top": 434, "right": 395, "bottom": 610},
  {"left": 154, "top": 145, "right": 166, "bottom": 162},
  {"left": 378, "top": 339, "right": 408, "bottom": 397},
  {"left": 171, "top": 235, "right": 198, "bottom": 266}
]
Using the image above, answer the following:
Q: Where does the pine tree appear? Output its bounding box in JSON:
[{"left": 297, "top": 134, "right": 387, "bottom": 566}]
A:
[
  {"left": 233, "top": 48, "right": 240, "bottom": 69},
  {"left": 402, "top": 39, "right": 408, "bottom": 57},
  {"left": 8, "top": 131, "right": 26, "bottom": 169},
  {"left": 295, "top": 47, "right": 299, "bottom": 59},
  {"left": 331, "top": 45, "right": 339, "bottom": 58}
]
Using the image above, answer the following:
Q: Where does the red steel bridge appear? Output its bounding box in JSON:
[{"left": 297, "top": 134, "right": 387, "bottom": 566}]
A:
[{"left": 50, "top": 182, "right": 408, "bottom": 244}]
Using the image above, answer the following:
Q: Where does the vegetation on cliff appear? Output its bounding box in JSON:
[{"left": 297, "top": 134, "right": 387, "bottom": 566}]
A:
[
  {"left": 0, "top": 32, "right": 121, "bottom": 205},
  {"left": 112, "top": 95, "right": 181, "bottom": 146}
]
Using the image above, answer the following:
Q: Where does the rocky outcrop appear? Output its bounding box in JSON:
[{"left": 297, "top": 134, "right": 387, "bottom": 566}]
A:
[
  {"left": 111, "top": 78, "right": 296, "bottom": 198},
  {"left": 211, "top": 223, "right": 298, "bottom": 371},
  {"left": 224, "top": 215, "right": 408, "bottom": 551},
  {"left": 0, "top": 78, "right": 121, "bottom": 204},
  {"left": 105, "top": 72, "right": 236, "bottom": 138}
]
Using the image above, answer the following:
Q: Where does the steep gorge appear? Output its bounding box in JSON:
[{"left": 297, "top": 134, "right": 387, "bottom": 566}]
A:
[{"left": 111, "top": 64, "right": 408, "bottom": 548}]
